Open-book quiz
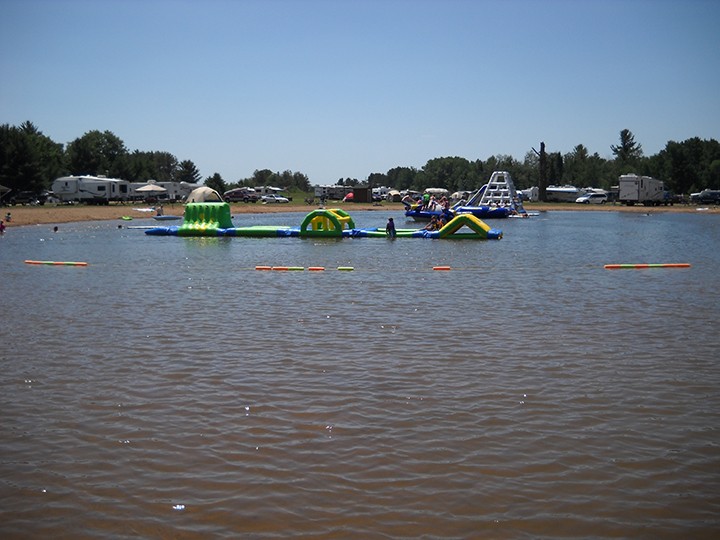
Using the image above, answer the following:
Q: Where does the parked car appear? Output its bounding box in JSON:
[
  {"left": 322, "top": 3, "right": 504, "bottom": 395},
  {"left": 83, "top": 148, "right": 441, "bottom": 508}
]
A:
[
  {"left": 261, "top": 194, "right": 289, "bottom": 203},
  {"left": 224, "top": 187, "right": 259, "bottom": 203},
  {"left": 9, "top": 191, "right": 47, "bottom": 205},
  {"left": 575, "top": 193, "right": 607, "bottom": 204},
  {"left": 690, "top": 189, "right": 720, "bottom": 204}
]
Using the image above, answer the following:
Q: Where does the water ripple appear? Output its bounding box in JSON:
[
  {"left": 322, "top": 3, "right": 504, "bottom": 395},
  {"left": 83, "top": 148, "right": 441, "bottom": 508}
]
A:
[{"left": 1, "top": 212, "right": 719, "bottom": 538}]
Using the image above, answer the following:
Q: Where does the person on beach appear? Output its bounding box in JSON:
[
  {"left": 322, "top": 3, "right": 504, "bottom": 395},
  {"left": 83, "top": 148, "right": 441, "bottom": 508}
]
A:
[
  {"left": 386, "top": 217, "right": 396, "bottom": 238},
  {"left": 0, "top": 220, "right": 5, "bottom": 234}
]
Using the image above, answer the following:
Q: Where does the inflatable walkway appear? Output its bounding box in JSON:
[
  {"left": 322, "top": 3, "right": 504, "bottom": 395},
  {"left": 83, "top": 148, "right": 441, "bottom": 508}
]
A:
[{"left": 145, "top": 204, "right": 502, "bottom": 240}]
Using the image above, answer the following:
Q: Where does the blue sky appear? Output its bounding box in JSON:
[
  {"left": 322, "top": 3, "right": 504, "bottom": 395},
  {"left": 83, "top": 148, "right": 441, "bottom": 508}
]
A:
[{"left": 2, "top": 0, "right": 718, "bottom": 184}]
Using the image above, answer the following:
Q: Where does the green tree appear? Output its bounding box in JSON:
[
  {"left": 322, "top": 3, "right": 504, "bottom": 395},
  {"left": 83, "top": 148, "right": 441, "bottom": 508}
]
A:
[
  {"left": 251, "top": 169, "right": 276, "bottom": 186},
  {"left": 386, "top": 166, "right": 418, "bottom": 190},
  {"left": 418, "top": 156, "right": 483, "bottom": 193},
  {"left": 176, "top": 160, "right": 201, "bottom": 183},
  {"left": 291, "top": 171, "right": 311, "bottom": 191},
  {"left": 0, "top": 124, "right": 42, "bottom": 193},
  {"left": 204, "top": 172, "right": 226, "bottom": 194},
  {"left": 0, "top": 122, "right": 65, "bottom": 193},
  {"left": 367, "top": 172, "right": 387, "bottom": 188},
  {"left": 66, "top": 130, "right": 127, "bottom": 176},
  {"left": 546, "top": 152, "right": 564, "bottom": 184},
  {"left": 110, "top": 150, "right": 180, "bottom": 182},
  {"left": 654, "top": 137, "right": 720, "bottom": 194},
  {"left": 563, "top": 144, "right": 590, "bottom": 186},
  {"left": 611, "top": 129, "right": 643, "bottom": 169},
  {"left": 20, "top": 121, "right": 66, "bottom": 184},
  {"left": 151, "top": 152, "right": 179, "bottom": 182},
  {"left": 520, "top": 151, "right": 540, "bottom": 190}
]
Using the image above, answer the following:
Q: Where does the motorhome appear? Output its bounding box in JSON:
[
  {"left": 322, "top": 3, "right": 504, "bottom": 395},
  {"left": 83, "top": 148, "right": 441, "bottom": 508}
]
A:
[{"left": 51, "top": 175, "right": 130, "bottom": 204}]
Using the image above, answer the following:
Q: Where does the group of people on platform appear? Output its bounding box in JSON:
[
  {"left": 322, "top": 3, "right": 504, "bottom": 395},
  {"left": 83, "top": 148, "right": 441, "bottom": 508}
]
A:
[
  {"left": 421, "top": 193, "right": 451, "bottom": 212},
  {"left": 423, "top": 214, "right": 448, "bottom": 231},
  {"left": 385, "top": 213, "right": 449, "bottom": 237},
  {"left": 401, "top": 193, "right": 451, "bottom": 212}
]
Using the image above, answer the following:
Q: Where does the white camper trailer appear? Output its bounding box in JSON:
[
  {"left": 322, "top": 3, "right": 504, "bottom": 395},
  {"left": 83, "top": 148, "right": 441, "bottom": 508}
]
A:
[
  {"left": 618, "top": 174, "right": 667, "bottom": 206},
  {"left": 314, "top": 185, "right": 354, "bottom": 200},
  {"left": 51, "top": 176, "right": 130, "bottom": 204},
  {"left": 545, "top": 185, "right": 582, "bottom": 202}
]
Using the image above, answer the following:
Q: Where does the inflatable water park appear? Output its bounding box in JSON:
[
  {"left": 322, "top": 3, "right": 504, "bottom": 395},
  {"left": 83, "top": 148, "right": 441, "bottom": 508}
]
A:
[
  {"left": 404, "top": 171, "right": 529, "bottom": 221},
  {"left": 145, "top": 203, "right": 502, "bottom": 239}
]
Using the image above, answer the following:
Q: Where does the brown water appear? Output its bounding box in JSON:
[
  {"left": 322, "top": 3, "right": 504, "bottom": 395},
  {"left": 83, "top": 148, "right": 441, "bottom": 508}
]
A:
[{"left": 1, "top": 211, "right": 719, "bottom": 538}]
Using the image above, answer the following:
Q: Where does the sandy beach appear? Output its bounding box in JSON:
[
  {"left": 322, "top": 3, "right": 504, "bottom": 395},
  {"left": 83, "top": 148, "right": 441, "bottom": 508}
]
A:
[{"left": 2, "top": 200, "right": 717, "bottom": 227}]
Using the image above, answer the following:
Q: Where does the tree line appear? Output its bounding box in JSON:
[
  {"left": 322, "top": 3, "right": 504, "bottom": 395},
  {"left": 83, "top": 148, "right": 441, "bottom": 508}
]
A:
[
  {"left": 363, "top": 130, "right": 720, "bottom": 197},
  {"left": 0, "top": 122, "right": 204, "bottom": 195},
  {"left": 2, "top": 121, "right": 719, "bottom": 198}
]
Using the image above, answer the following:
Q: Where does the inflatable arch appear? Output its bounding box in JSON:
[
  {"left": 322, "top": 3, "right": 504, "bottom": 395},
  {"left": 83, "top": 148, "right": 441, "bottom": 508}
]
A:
[
  {"left": 299, "top": 209, "right": 355, "bottom": 237},
  {"left": 437, "top": 214, "right": 502, "bottom": 239}
]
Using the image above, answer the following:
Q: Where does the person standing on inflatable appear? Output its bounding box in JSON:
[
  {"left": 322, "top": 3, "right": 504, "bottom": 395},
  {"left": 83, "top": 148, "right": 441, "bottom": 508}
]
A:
[{"left": 386, "top": 217, "right": 396, "bottom": 238}]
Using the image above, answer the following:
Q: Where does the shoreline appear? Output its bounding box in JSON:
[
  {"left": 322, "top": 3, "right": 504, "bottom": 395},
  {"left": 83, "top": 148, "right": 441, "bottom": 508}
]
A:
[{"left": 2, "top": 201, "right": 718, "bottom": 227}]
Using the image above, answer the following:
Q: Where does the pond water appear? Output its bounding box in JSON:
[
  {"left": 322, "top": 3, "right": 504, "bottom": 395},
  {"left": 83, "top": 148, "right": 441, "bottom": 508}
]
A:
[{"left": 1, "top": 209, "right": 719, "bottom": 539}]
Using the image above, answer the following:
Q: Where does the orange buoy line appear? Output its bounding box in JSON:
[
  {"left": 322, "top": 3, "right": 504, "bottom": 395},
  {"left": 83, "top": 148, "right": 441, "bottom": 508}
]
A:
[
  {"left": 256, "top": 265, "right": 333, "bottom": 271},
  {"left": 255, "top": 266, "right": 462, "bottom": 272},
  {"left": 24, "top": 260, "right": 88, "bottom": 266},
  {"left": 604, "top": 263, "right": 691, "bottom": 270}
]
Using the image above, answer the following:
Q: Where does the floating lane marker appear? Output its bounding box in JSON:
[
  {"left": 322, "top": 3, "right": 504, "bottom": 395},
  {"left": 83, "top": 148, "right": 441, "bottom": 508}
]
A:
[
  {"left": 257, "top": 265, "right": 348, "bottom": 271},
  {"left": 25, "top": 260, "right": 88, "bottom": 266},
  {"left": 270, "top": 266, "right": 304, "bottom": 271},
  {"left": 604, "top": 263, "right": 691, "bottom": 270},
  {"left": 433, "top": 266, "right": 452, "bottom": 271}
]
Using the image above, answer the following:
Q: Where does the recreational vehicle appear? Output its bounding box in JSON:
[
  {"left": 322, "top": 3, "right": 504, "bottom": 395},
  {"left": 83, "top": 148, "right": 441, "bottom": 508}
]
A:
[
  {"left": 618, "top": 174, "right": 666, "bottom": 206},
  {"left": 314, "top": 185, "right": 354, "bottom": 200},
  {"left": 545, "top": 185, "right": 582, "bottom": 202},
  {"left": 51, "top": 176, "right": 130, "bottom": 204}
]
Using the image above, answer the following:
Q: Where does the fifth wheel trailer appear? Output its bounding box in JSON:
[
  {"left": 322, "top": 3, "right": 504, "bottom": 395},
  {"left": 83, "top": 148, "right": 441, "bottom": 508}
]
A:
[{"left": 51, "top": 176, "right": 130, "bottom": 204}]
